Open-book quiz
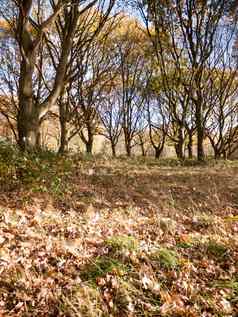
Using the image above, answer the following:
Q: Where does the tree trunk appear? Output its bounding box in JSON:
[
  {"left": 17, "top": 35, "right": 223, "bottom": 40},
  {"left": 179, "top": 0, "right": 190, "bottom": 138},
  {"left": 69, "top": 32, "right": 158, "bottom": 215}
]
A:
[
  {"left": 140, "top": 142, "right": 146, "bottom": 157},
  {"left": 155, "top": 146, "right": 162, "bottom": 159},
  {"left": 86, "top": 142, "right": 93, "bottom": 154},
  {"left": 17, "top": 109, "right": 41, "bottom": 151},
  {"left": 17, "top": 51, "right": 42, "bottom": 151},
  {"left": 174, "top": 127, "right": 185, "bottom": 160},
  {"left": 138, "top": 134, "right": 146, "bottom": 157},
  {"left": 36, "top": 129, "right": 41, "bottom": 148},
  {"left": 17, "top": 99, "right": 41, "bottom": 151},
  {"left": 195, "top": 103, "right": 205, "bottom": 161},
  {"left": 188, "top": 132, "right": 193, "bottom": 159},
  {"left": 58, "top": 120, "right": 68, "bottom": 154},
  {"left": 58, "top": 101, "right": 69, "bottom": 154},
  {"left": 111, "top": 142, "right": 117, "bottom": 157},
  {"left": 213, "top": 147, "right": 220, "bottom": 159},
  {"left": 80, "top": 123, "right": 94, "bottom": 155},
  {"left": 125, "top": 142, "right": 131, "bottom": 157},
  {"left": 124, "top": 132, "right": 131, "bottom": 157},
  {"left": 175, "top": 142, "right": 184, "bottom": 160},
  {"left": 86, "top": 125, "right": 93, "bottom": 154},
  {"left": 222, "top": 150, "right": 227, "bottom": 160}
]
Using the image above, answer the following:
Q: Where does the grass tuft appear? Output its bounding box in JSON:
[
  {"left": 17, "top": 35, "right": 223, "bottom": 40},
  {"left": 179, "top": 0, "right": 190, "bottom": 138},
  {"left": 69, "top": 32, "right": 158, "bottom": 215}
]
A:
[
  {"left": 150, "top": 248, "right": 179, "bottom": 269},
  {"left": 105, "top": 235, "right": 138, "bottom": 253}
]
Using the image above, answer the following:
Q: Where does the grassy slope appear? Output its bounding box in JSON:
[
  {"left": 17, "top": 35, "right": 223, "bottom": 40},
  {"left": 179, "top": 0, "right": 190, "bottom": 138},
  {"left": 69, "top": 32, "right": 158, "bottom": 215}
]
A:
[{"left": 0, "top": 150, "right": 237, "bottom": 316}]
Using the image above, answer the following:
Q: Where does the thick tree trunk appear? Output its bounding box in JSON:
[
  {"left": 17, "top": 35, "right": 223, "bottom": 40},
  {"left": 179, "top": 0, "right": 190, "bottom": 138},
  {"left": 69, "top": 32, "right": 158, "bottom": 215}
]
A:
[
  {"left": 17, "top": 52, "right": 42, "bottom": 151},
  {"left": 155, "top": 146, "right": 162, "bottom": 159},
  {"left": 175, "top": 142, "right": 184, "bottom": 160},
  {"left": 124, "top": 132, "right": 131, "bottom": 157},
  {"left": 111, "top": 142, "right": 117, "bottom": 157},
  {"left": 125, "top": 142, "right": 131, "bottom": 157},
  {"left": 58, "top": 120, "right": 68, "bottom": 154},
  {"left": 58, "top": 101, "right": 69, "bottom": 154},
  {"left": 17, "top": 109, "right": 41, "bottom": 151},
  {"left": 86, "top": 141, "right": 93, "bottom": 154}
]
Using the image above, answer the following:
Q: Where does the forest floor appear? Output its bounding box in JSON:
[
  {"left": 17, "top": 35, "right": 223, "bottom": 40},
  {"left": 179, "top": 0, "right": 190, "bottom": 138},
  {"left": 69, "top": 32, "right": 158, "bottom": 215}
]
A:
[{"left": 0, "top": 148, "right": 237, "bottom": 316}]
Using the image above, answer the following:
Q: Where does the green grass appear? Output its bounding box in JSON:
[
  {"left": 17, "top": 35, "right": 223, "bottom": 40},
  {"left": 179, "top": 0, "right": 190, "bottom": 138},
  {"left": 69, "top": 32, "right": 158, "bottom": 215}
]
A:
[
  {"left": 80, "top": 256, "right": 129, "bottom": 283},
  {"left": 105, "top": 235, "right": 138, "bottom": 253},
  {"left": 206, "top": 241, "right": 228, "bottom": 259},
  {"left": 150, "top": 248, "right": 179, "bottom": 269}
]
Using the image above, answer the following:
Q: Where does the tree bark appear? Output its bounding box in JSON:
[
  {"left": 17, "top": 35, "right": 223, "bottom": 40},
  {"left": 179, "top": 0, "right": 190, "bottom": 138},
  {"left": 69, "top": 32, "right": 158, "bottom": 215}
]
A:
[
  {"left": 222, "top": 150, "right": 227, "bottom": 160},
  {"left": 58, "top": 119, "right": 68, "bottom": 154},
  {"left": 86, "top": 142, "right": 93, "bottom": 154},
  {"left": 58, "top": 99, "right": 69, "bottom": 154},
  {"left": 17, "top": 108, "right": 41, "bottom": 151},
  {"left": 155, "top": 146, "right": 162, "bottom": 158},
  {"left": 175, "top": 137, "right": 184, "bottom": 159},
  {"left": 111, "top": 142, "right": 117, "bottom": 157},
  {"left": 187, "top": 131, "right": 193, "bottom": 159},
  {"left": 125, "top": 142, "right": 131, "bottom": 157},
  {"left": 124, "top": 131, "right": 132, "bottom": 157},
  {"left": 177, "top": 143, "right": 184, "bottom": 159},
  {"left": 140, "top": 142, "right": 146, "bottom": 157},
  {"left": 81, "top": 124, "right": 94, "bottom": 154},
  {"left": 17, "top": 41, "right": 40, "bottom": 150},
  {"left": 214, "top": 150, "right": 221, "bottom": 159},
  {"left": 195, "top": 98, "right": 205, "bottom": 161}
]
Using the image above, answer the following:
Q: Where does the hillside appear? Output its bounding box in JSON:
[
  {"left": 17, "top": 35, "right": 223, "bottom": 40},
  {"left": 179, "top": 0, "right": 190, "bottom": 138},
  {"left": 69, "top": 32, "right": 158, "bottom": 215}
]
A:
[{"left": 0, "top": 150, "right": 237, "bottom": 316}]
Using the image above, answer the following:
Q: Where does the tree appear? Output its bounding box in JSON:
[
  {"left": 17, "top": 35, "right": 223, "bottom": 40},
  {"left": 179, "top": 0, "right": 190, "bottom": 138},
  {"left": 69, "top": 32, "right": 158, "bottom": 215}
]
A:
[
  {"left": 71, "top": 23, "right": 116, "bottom": 154},
  {"left": 1, "top": 0, "right": 115, "bottom": 151},
  {"left": 113, "top": 18, "right": 148, "bottom": 156},
  {"left": 205, "top": 68, "right": 238, "bottom": 159},
  {"left": 52, "top": 5, "right": 116, "bottom": 154},
  {"left": 146, "top": 95, "right": 168, "bottom": 158},
  {"left": 0, "top": 32, "right": 19, "bottom": 142},
  {"left": 138, "top": 0, "right": 230, "bottom": 160},
  {"left": 98, "top": 87, "right": 123, "bottom": 157}
]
